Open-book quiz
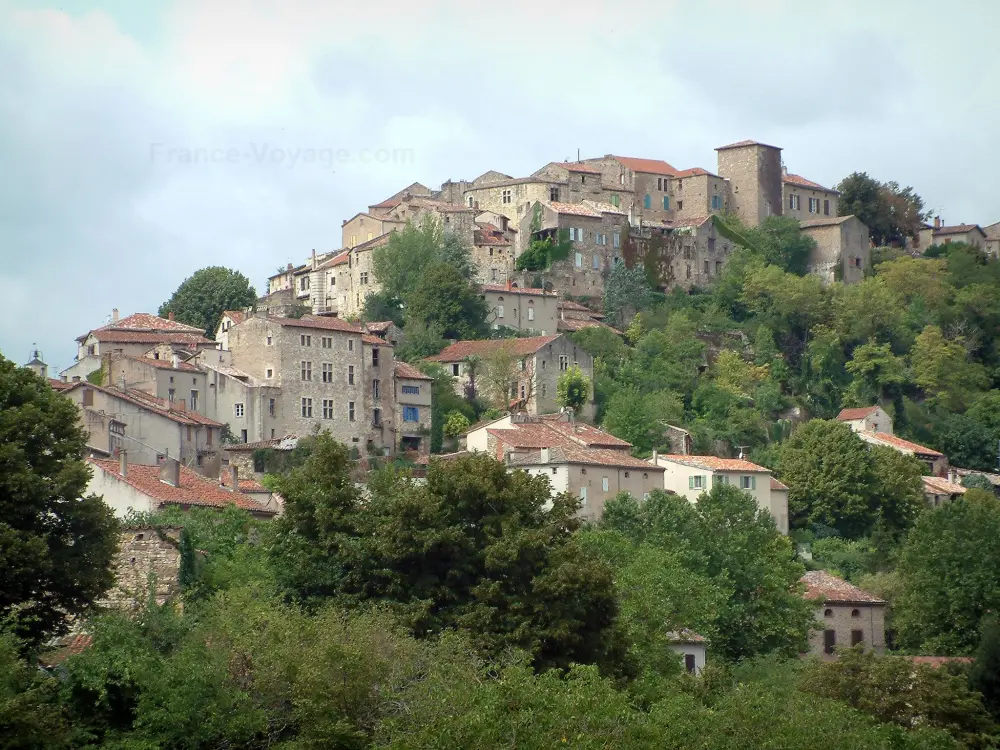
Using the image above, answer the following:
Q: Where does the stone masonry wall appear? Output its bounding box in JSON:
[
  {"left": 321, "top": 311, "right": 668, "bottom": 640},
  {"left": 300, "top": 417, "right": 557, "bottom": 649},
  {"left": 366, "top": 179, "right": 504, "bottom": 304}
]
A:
[{"left": 101, "top": 527, "right": 183, "bottom": 610}]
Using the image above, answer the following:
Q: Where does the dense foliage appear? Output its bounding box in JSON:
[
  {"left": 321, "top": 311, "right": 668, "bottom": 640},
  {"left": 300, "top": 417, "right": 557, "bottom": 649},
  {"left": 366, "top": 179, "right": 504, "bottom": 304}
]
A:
[{"left": 158, "top": 266, "right": 257, "bottom": 337}]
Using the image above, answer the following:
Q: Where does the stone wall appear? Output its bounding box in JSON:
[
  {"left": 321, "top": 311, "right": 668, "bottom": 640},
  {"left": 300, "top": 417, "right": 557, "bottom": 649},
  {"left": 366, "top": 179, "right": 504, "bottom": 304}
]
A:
[
  {"left": 101, "top": 526, "right": 183, "bottom": 610},
  {"left": 807, "top": 602, "right": 886, "bottom": 660},
  {"left": 625, "top": 218, "right": 736, "bottom": 291},
  {"left": 716, "top": 143, "right": 783, "bottom": 227}
]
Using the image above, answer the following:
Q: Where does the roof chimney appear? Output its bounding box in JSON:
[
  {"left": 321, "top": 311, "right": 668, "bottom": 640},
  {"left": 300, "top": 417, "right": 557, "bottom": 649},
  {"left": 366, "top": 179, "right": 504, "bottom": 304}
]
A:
[
  {"left": 287, "top": 262, "right": 293, "bottom": 271},
  {"left": 168, "top": 311, "right": 175, "bottom": 321},
  {"left": 172, "top": 353, "right": 179, "bottom": 369},
  {"left": 159, "top": 456, "right": 180, "bottom": 488},
  {"left": 934, "top": 216, "right": 941, "bottom": 229},
  {"left": 228, "top": 464, "right": 239, "bottom": 492},
  {"left": 119, "top": 449, "right": 127, "bottom": 478},
  {"left": 112, "top": 308, "right": 119, "bottom": 323},
  {"left": 311, "top": 248, "right": 317, "bottom": 270},
  {"left": 540, "top": 447, "right": 550, "bottom": 464},
  {"left": 651, "top": 450, "right": 658, "bottom": 466}
]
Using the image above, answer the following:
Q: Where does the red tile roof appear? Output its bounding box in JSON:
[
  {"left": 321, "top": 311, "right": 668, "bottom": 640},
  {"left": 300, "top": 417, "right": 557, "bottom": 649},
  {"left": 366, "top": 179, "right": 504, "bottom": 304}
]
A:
[
  {"left": 474, "top": 224, "right": 512, "bottom": 246},
  {"left": 863, "top": 431, "right": 943, "bottom": 458},
  {"left": 271, "top": 315, "right": 364, "bottom": 334},
  {"left": 610, "top": 156, "right": 677, "bottom": 175},
  {"left": 97, "top": 313, "right": 205, "bottom": 334},
  {"left": 66, "top": 383, "right": 223, "bottom": 427},
  {"left": 39, "top": 633, "right": 93, "bottom": 667},
  {"left": 547, "top": 201, "right": 602, "bottom": 218},
  {"left": 219, "top": 473, "right": 270, "bottom": 493},
  {"left": 770, "top": 477, "right": 789, "bottom": 491},
  {"left": 222, "top": 310, "right": 247, "bottom": 325},
  {"left": 124, "top": 355, "right": 200, "bottom": 372},
  {"left": 715, "top": 139, "right": 781, "bottom": 151},
  {"left": 318, "top": 250, "right": 351, "bottom": 269},
  {"left": 395, "top": 361, "right": 433, "bottom": 381},
  {"left": 537, "top": 415, "right": 631, "bottom": 448},
  {"left": 673, "top": 167, "right": 719, "bottom": 178},
  {"left": 48, "top": 378, "right": 73, "bottom": 391},
  {"left": 89, "top": 330, "right": 215, "bottom": 346},
  {"left": 783, "top": 172, "right": 837, "bottom": 193},
  {"left": 486, "top": 418, "right": 631, "bottom": 456},
  {"left": 801, "top": 570, "right": 885, "bottom": 604},
  {"left": 552, "top": 161, "right": 603, "bottom": 174},
  {"left": 480, "top": 284, "right": 556, "bottom": 297},
  {"left": 935, "top": 224, "right": 986, "bottom": 236},
  {"left": 922, "top": 476, "right": 966, "bottom": 495},
  {"left": 656, "top": 455, "right": 770, "bottom": 472},
  {"left": 425, "top": 335, "right": 560, "bottom": 362},
  {"left": 510, "top": 445, "right": 663, "bottom": 471},
  {"left": 836, "top": 406, "right": 880, "bottom": 421},
  {"left": 88, "top": 458, "right": 275, "bottom": 515}
]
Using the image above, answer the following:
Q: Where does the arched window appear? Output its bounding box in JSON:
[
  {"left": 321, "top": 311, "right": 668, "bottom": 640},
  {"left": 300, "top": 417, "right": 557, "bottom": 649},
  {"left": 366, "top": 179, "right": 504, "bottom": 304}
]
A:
[
  {"left": 824, "top": 609, "right": 833, "bottom": 618},
  {"left": 851, "top": 609, "right": 860, "bottom": 617}
]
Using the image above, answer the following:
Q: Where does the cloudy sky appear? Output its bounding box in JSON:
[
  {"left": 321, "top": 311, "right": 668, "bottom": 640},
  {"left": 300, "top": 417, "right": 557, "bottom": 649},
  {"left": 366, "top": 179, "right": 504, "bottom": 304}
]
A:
[{"left": 2, "top": 0, "right": 998, "bottom": 373}]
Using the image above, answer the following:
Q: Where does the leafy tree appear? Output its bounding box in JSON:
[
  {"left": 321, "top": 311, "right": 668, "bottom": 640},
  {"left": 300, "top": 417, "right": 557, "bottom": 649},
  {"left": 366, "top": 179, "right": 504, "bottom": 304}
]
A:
[
  {"left": 971, "top": 616, "right": 1000, "bottom": 722},
  {"left": 372, "top": 217, "right": 473, "bottom": 300},
  {"left": 603, "top": 263, "right": 657, "bottom": 329},
  {"left": 361, "top": 290, "right": 404, "bottom": 327},
  {"left": 0, "top": 633, "right": 76, "bottom": 748},
  {"left": 836, "top": 172, "right": 929, "bottom": 247},
  {"left": 742, "top": 216, "right": 817, "bottom": 276},
  {"left": 963, "top": 473, "right": 996, "bottom": 492},
  {"left": 158, "top": 266, "right": 256, "bottom": 337},
  {"left": 0, "top": 357, "right": 119, "bottom": 648},
  {"left": 571, "top": 326, "right": 628, "bottom": 367},
  {"left": 843, "top": 340, "right": 907, "bottom": 407},
  {"left": 556, "top": 365, "right": 590, "bottom": 412},
  {"left": 601, "top": 386, "right": 682, "bottom": 454},
  {"left": 514, "top": 230, "right": 573, "bottom": 272},
  {"left": 402, "top": 263, "right": 488, "bottom": 342},
  {"left": 911, "top": 325, "right": 988, "bottom": 410},
  {"left": 395, "top": 320, "right": 446, "bottom": 362},
  {"left": 933, "top": 413, "right": 997, "bottom": 472},
  {"left": 712, "top": 349, "right": 769, "bottom": 399},
  {"left": 868, "top": 445, "right": 927, "bottom": 536},
  {"left": 777, "top": 420, "right": 878, "bottom": 537},
  {"left": 875, "top": 256, "right": 953, "bottom": 312},
  {"left": 443, "top": 410, "right": 471, "bottom": 439},
  {"left": 479, "top": 340, "right": 522, "bottom": 411},
  {"left": 896, "top": 492, "right": 1000, "bottom": 654}
]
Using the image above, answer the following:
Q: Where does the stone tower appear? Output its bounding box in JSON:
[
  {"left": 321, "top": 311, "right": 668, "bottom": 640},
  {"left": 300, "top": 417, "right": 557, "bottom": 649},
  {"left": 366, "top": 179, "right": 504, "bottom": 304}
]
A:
[
  {"left": 25, "top": 347, "right": 47, "bottom": 379},
  {"left": 715, "top": 140, "right": 783, "bottom": 227}
]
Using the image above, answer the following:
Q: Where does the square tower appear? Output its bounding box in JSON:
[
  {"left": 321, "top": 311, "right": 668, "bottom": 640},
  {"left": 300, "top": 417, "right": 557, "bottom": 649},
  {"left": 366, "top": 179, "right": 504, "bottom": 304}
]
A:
[{"left": 715, "top": 140, "right": 783, "bottom": 227}]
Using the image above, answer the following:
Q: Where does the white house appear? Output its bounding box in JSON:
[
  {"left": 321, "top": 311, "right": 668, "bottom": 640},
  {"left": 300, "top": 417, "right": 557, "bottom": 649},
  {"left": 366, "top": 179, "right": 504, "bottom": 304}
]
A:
[{"left": 667, "top": 629, "right": 707, "bottom": 675}]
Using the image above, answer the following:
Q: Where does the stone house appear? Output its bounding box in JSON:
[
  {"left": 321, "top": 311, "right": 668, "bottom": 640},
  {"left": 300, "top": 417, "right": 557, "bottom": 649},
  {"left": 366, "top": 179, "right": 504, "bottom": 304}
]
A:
[
  {"left": 197, "top": 355, "right": 282, "bottom": 446},
  {"left": 650, "top": 454, "right": 789, "bottom": 534},
  {"left": 836, "top": 406, "right": 893, "bottom": 435},
  {"left": 63, "top": 311, "right": 216, "bottom": 383},
  {"left": 481, "top": 283, "right": 559, "bottom": 335},
  {"left": 215, "top": 310, "right": 248, "bottom": 351},
  {"left": 835, "top": 406, "right": 948, "bottom": 476},
  {"left": 667, "top": 630, "right": 707, "bottom": 675},
  {"left": 473, "top": 220, "right": 516, "bottom": 285},
  {"left": 921, "top": 475, "right": 966, "bottom": 507},
  {"left": 102, "top": 525, "right": 183, "bottom": 610},
  {"left": 918, "top": 220, "right": 988, "bottom": 251},
  {"left": 63, "top": 381, "right": 223, "bottom": 474},
  {"left": 460, "top": 172, "right": 563, "bottom": 234},
  {"left": 625, "top": 215, "right": 737, "bottom": 291},
  {"left": 222, "top": 434, "right": 299, "bottom": 480},
  {"left": 367, "top": 181, "right": 437, "bottom": 214},
  {"left": 425, "top": 334, "right": 595, "bottom": 419},
  {"left": 782, "top": 171, "right": 839, "bottom": 221},
  {"left": 267, "top": 263, "right": 304, "bottom": 295},
  {"left": 517, "top": 200, "right": 630, "bottom": 299},
  {"left": 799, "top": 216, "right": 871, "bottom": 284},
  {"left": 341, "top": 212, "right": 404, "bottom": 250},
  {"left": 101, "top": 353, "right": 209, "bottom": 415},
  {"left": 394, "top": 361, "right": 433, "bottom": 457},
  {"left": 86, "top": 455, "right": 278, "bottom": 519},
  {"left": 715, "top": 140, "right": 785, "bottom": 227},
  {"left": 224, "top": 313, "right": 396, "bottom": 456},
  {"left": 801, "top": 570, "right": 886, "bottom": 659},
  {"left": 985, "top": 221, "right": 1000, "bottom": 257},
  {"left": 556, "top": 300, "right": 622, "bottom": 335}
]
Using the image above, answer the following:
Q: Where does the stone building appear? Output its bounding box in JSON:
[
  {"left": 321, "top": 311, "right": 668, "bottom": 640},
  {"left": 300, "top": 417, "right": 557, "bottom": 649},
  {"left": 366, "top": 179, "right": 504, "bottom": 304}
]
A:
[
  {"left": 394, "top": 361, "right": 433, "bottom": 457},
  {"left": 341, "top": 212, "right": 404, "bottom": 250},
  {"left": 782, "top": 171, "right": 840, "bottom": 221},
  {"left": 985, "top": 221, "right": 1000, "bottom": 257},
  {"left": 426, "top": 334, "right": 595, "bottom": 420},
  {"left": 835, "top": 406, "right": 948, "bottom": 476},
  {"left": 799, "top": 215, "right": 870, "bottom": 284},
  {"left": 801, "top": 570, "right": 886, "bottom": 659},
  {"left": 101, "top": 352, "right": 209, "bottom": 416},
  {"left": 715, "top": 140, "right": 785, "bottom": 227},
  {"left": 917, "top": 220, "right": 988, "bottom": 251},
  {"left": 481, "top": 283, "right": 559, "bottom": 335},
  {"left": 625, "top": 215, "right": 737, "bottom": 291},
  {"left": 472, "top": 219, "right": 516, "bottom": 284},
  {"left": 102, "top": 525, "right": 183, "bottom": 610},
  {"left": 555, "top": 300, "right": 621, "bottom": 335},
  {"left": 225, "top": 312, "right": 396, "bottom": 456}
]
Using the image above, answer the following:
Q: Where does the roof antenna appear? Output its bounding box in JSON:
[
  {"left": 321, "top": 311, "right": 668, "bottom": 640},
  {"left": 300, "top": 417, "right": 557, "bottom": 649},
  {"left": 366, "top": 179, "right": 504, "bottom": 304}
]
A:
[
  {"left": 577, "top": 148, "right": 580, "bottom": 162},
  {"left": 737, "top": 445, "right": 749, "bottom": 460}
]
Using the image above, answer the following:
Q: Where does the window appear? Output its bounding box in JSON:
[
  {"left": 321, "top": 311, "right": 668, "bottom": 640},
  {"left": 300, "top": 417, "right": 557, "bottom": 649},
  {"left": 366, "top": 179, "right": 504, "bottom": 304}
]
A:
[
  {"left": 403, "top": 406, "right": 419, "bottom": 422},
  {"left": 552, "top": 467, "right": 558, "bottom": 475},
  {"left": 491, "top": 268, "right": 498, "bottom": 281},
  {"left": 595, "top": 233, "right": 607, "bottom": 246},
  {"left": 690, "top": 475, "right": 705, "bottom": 489},
  {"left": 502, "top": 189, "right": 511, "bottom": 204},
  {"left": 301, "top": 361, "right": 312, "bottom": 381},
  {"left": 301, "top": 397, "right": 313, "bottom": 418},
  {"left": 265, "top": 368, "right": 273, "bottom": 378},
  {"left": 348, "top": 401, "right": 355, "bottom": 421},
  {"left": 711, "top": 195, "right": 723, "bottom": 210},
  {"left": 643, "top": 193, "right": 651, "bottom": 209},
  {"left": 657, "top": 177, "right": 663, "bottom": 191},
  {"left": 610, "top": 194, "right": 620, "bottom": 207},
  {"left": 360, "top": 272, "right": 369, "bottom": 284},
  {"left": 549, "top": 187, "right": 559, "bottom": 201},
  {"left": 740, "top": 475, "right": 756, "bottom": 490},
  {"left": 808, "top": 197, "right": 820, "bottom": 213},
  {"left": 716, "top": 260, "right": 722, "bottom": 274},
  {"left": 497, "top": 304, "right": 505, "bottom": 319},
  {"left": 300, "top": 276, "right": 310, "bottom": 291},
  {"left": 373, "top": 407, "right": 382, "bottom": 425},
  {"left": 322, "top": 362, "right": 333, "bottom": 383},
  {"left": 190, "top": 390, "right": 198, "bottom": 410},
  {"left": 851, "top": 609, "right": 861, "bottom": 618},
  {"left": 350, "top": 235, "right": 356, "bottom": 246},
  {"left": 602, "top": 477, "right": 609, "bottom": 492},
  {"left": 613, "top": 232, "right": 620, "bottom": 249},
  {"left": 348, "top": 365, "right": 355, "bottom": 385},
  {"left": 824, "top": 199, "right": 831, "bottom": 216},
  {"left": 268, "top": 398, "right": 275, "bottom": 417},
  {"left": 789, "top": 194, "right": 800, "bottom": 210},
  {"left": 300, "top": 334, "right": 311, "bottom": 346},
  {"left": 575, "top": 252, "right": 582, "bottom": 267},
  {"left": 580, "top": 487, "right": 588, "bottom": 505},
  {"left": 677, "top": 200, "right": 683, "bottom": 210},
  {"left": 167, "top": 388, "right": 175, "bottom": 402},
  {"left": 527, "top": 305, "right": 534, "bottom": 321},
  {"left": 372, "top": 348, "right": 379, "bottom": 367},
  {"left": 824, "top": 630, "right": 836, "bottom": 655},
  {"left": 685, "top": 654, "right": 696, "bottom": 674},
  {"left": 593, "top": 254, "right": 600, "bottom": 269},
  {"left": 321, "top": 336, "right": 332, "bottom": 348},
  {"left": 824, "top": 609, "right": 833, "bottom": 618},
  {"left": 704, "top": 260, "right": 710, "bottom": 275},
  {"left": 402, "top": 384, "right": 420, "bottom": 395},
  {"left": 452, "top": 363, "right": 460, "bottom": 376},
  {"left": 234, "top": 403, "right": 244, "bottom": 418},
  {"left": 677, "top": 179, "right": 683, "bottom": 192},
  {"left": 367, "top": 232, "right": 373, "bottom": 241},
  {"left": 663, "top": 195, "right": 670, "bottom": 210},
  {"left": 568, "top": 227, "right": 582, "bottom": 241},
  {"left": 467, "top": 196, "right": 474, "bottom": 207},
  {"left": 851, "top": 630, "right": 864, "bottom": 647},
  {"left": 372, "top": 379, "right": 380, "bottom": 399},
  {"left": 559, "top": 354, "right": 569, "bottom": 371},
  {"left": 686, "top": 264, "right": 691, "bottom": 279},
  {"left": 266, "top": 334, "right": 272, "bottom": 346},
  {"left": 348, "top": 339, "right": 354, "bottom": 352},
  {"left": 854, "top": 256, "right": 862, "bottom": 268},
  {"left": 541, "top": 383, "right": 547, "bottom": 397},
  {"left": 318, "top": 398, "right": 332, "bottom": 419}
]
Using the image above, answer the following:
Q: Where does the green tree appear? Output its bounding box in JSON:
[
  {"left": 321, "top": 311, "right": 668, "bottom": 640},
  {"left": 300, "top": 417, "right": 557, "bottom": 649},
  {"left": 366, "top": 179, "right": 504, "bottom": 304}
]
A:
[
  {"left": 419, "top": 362, "right": 473, "bottom": 453},
  {"left": 971, "top": 616, "right": 1000, "bottom": 722},
  {"left": 868, "top": 445, "right": 927, "bottom": 536},
  {"left": 843, "top": 340, "right": 907, "bottom": 407},
  {"left": 361, "top": 290, "right": 404, "bottom": 327},
  {"left": 158, "top": 266, "right": 257, "bottom": 337},
  {"left": 836, "top": 172, "right": 929, "bottom": 247},
  {"left": 933, "top": 413, "right": 996, "bottom": 472},
  {"left": 911, "top": 325, "right": 989, "bottom": 410},
  {"left": 443, "top": 410, "right": 471, "bottom": 439},
  {"left": 962, "top": 473, "right": 996, "bottom": 492},
  {"left": 601, "top": 386, "right": 683, "bottom": 454},
  {"left": 556, "top": 365, "right": 590, "bottom": 412},
  {"left": 402, "top": 263, "right": 488, "bottom": 341},
  {"left": 603, "top": 263, "right": 657, "bottom": 329},
  {"left": 896, "top": 492, "right": 1000, "bottom": 654},
  {"left": 372, "top": 217, "right": 473, "bottom": 300},
  {"left": 0, "top": 633, "right": 76, "bottom": 748},
  {"left": 742, "top": 216, "right": 817, "bottom": 275},
  {"left": 0, "top": 357, "right": 119, "bottom": 648}
]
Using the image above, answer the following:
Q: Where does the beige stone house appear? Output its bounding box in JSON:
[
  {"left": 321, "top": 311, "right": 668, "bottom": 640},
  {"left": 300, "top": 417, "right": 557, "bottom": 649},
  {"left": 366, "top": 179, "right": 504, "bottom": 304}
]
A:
[
  {"left": 984, "top": 221, "right": 1000, "bottom": 257},
  {"left": 799, "top": 215, "right": 870, "bottom": 284},
  {"left": 835, "top": 405, "right": 893, "bottom": 434},
  {"left": 473, "top": 219, "right": 516, "bottom": 284},
  {"left": 481, "top": 283, "right": 559, "bottom": 335},
  {"left": 215, "top": 310, "right": 248, "bottom": 351},
  {"left": 63, "top": 382, "right": 222, "bottom": 474},
  {"left": 425, "top": 334, "right": 595, "bottom": 419},
  {"left": 836, "top": 406, "right": 948, "bottom": 476},
  {"left": 715, "top": 140, "right": 785, "bottom": 227},
  {"left": 224, "top": 312, "right": 396, "bottom": 456},
  {"left": 921, "top": 475, "right": 966, "bottom": 507},
  {"left": 918, "top": 220, "right": 988, "bottom": 251},
  {"left": 782, "top": 171, "right": 839, "bottom": 221},
  {"left": 801, "top": 570, "right": 886, "bottom": 659},
  {"left": 651, "top": 454, "right": 789, "bottom": 534},
  {"left": 394, "top": 361, "right": 432, "bottom": 457},
  {"left": 341, "top": 212, "right": 404, "bottom": 250},
  {"left": 86, "top": 456, "right": 278, "bottom": 520},
  {"left": 627, "top": 215, "right": 738, "bottom": 291}
]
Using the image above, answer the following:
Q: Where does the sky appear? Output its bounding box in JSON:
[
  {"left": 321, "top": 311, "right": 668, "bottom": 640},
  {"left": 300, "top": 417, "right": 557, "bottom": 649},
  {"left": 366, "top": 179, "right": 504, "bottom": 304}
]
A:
[{"left": 2, "top": 0, "right": 998, "bottom": 374}]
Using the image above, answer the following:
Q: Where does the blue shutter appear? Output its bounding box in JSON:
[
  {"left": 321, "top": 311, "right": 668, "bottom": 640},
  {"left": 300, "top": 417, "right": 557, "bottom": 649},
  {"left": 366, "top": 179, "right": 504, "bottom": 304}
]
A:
[
  {"left": 644, "top": 194, "right": 651, "bottom": 209},
  {"left": 663, "top": 195, "right": 670, "bottom": 210}
]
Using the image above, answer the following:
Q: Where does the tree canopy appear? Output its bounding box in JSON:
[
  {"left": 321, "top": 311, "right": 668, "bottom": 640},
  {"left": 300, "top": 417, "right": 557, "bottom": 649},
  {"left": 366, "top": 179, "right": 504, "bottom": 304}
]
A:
[
  {"left": 158, "top": 266, "right": 257, "bottom": 337},
  {"left": 836, "top": 172, "right": 929, "bottom": 247}
]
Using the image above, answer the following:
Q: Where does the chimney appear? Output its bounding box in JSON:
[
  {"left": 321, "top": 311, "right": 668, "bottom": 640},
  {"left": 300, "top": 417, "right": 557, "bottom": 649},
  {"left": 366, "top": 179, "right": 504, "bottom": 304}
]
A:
[
  {"left": 311, "top": 248, "right": 317, "bottom": 270},
  {"left": 168, "top": 311, "right": 175, "bottom": 321},
  {"left": 934, "top": 216, "right": 941, "bottom": 229},
  {"left": 159, "top": 457, "right": 180, "bottom": 488},
  {"left": 651, "top": 450, "right": 658, "bottom": 466},
  {"left": 229, "top": 465, "right": 239, "bottom": 493},
  {"left": 172, "top": 353, "right": 179, "bottom": 369},
  {"left": 119, "top": 449, "right": 127, "bottom": 478},
  {"left": 111, "top": 308, "right": 119, "bottom": 323},
  {"left": 287, "top": 262, "right": 293, "bottom": 271},
  {"left": 540, "top": 447, "right": 550, "bottom": 464}
]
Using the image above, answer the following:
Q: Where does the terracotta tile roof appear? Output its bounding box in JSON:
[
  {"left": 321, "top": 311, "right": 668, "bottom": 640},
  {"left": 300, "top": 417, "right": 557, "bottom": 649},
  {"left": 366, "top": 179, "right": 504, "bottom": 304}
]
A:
[
  {"left": 546, "top": 201, "right": 602, "bottom": 218},
  {"left": 935, "top": 224, "right": 986, "bottom": 236},
  {"left": 488, "top": 425, "right": 560, "bottom": 449},
  {"left": 89, "top": 330, "right": 215, "bottom": 346},
  {"left": 474, "top": 224, "right": 512, "bottom": 246},
  {"left": 551, "top": 161, "right": 603, "bottom": 174},
  {"left": 783, "top": 172, "right": 838, "bottom": 193},
  {"left": 510, "top": 444, "right": 662, "bottom": 471},
  {"left": 836, "top": 406, "right": 880, "bottom": 421},
  {"left": 224, "top": 435, "right": 298, "bottom": 451},
  {"left": 715, "top": 139, "right": 781, "bottom": 151},
  {"left": 65, "top": 383, "right": 223, "bottom": 427},
  {"left": 39, "top": 633, "right": 93, "bottom": 667},
  {"left": 365, "top": 321, "right": 393, "bottom": 334},
  {"left": 425, "top": 335, "right": 560, "bottom": 362},
  {"left": 922, "top": 476, "right": 966, "bottom": 495},
  {"left": 801, "top": 570, "right": 885, "bottom": 604},
  {"left": 395, "top": 361, "right": 433, "bottom": 381},
  {"left": 486, "top": 417, "right": 631, "bottom": 453},
  {"left": 610, "top": 156, "right": 677, "bottom": 175},
  {"left": 87, "top": 458, "right": 275, "bottom": 515},
  {"left": 318, "top": 250, "right": 351, "bottom": 269},
  {"left": 861, "top": 431, "right": 943, "bottom": 458},
  {"left": 48, "top": 378, "right": 73, "bottom": 391},
  {"left": 480, "top": 284, "right": 556, "bottom": 297},
  {"left": 668, "top": 215, "right": 713, "bottom": 229},
  {"left": 800, "top": 216, "right": 854, "bottom": 228},
  {"left": 96, "top": 313, "right": 205, "bottom": 334},
  {"left": 558, "top": 317, "right": 621, "bottom": 334},
  {"left": 271, "top": 315, "right": 364, "bottom": 334},
  {"left": 656, "top": 455, "right": 770, "bottom": 472},
  {"left": 770, "top": 477, "right": 789, "bottom": 491},
  {"left": 673, "top": 167, "right": 719, "bottom": 178},
  {"left": 222, "top": 310, "right": 247, "bottom": 325},
  {"left": 219, "top": 473, "right": 270, "bottom": 493},
  {"left": 665, "top": 629, "right": 706, "bottom": 644},
  {"left": 124, "top": 355, "right": 200, "bottom": 372},
  {"left": 538, "top": 416, "right": 632, "bottom": 448}
]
